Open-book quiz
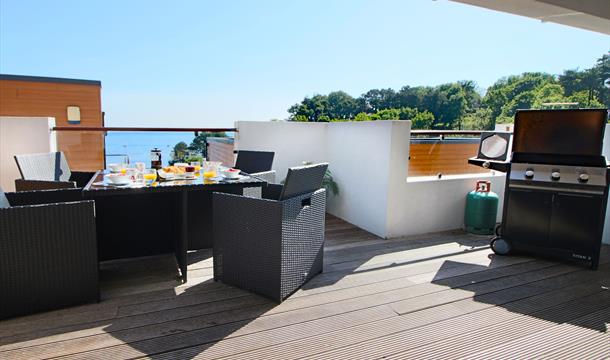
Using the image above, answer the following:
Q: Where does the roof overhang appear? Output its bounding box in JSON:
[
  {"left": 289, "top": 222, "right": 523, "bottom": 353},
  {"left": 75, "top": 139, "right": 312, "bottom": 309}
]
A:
[{"left": 450, "top": 0, "right": 610, "bottom": 35}]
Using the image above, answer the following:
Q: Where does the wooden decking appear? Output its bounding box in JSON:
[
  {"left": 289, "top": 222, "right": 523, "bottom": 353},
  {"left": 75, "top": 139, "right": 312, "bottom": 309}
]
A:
[{"left": 1, "top": 215, "right": 608, "bottom": 359}]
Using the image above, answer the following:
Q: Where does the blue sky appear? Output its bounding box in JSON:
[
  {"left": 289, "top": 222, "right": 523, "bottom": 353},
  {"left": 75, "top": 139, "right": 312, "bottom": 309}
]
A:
[{"left": 1, "top": 0, "right": 608, "bottom": 127}]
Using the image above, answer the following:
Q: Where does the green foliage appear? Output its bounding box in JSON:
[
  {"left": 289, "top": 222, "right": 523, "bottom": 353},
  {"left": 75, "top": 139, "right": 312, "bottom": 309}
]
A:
[
  {"left": 187, "top": 131, "right": 227, "bottom": 158},
  {"left": 354, "top": 112, "right": 370, "bottom": 121},
  {"left": 287, "top": 54, "right": 609, "bottom": 128},
  {"left": 461, "top": 108, "right": 494, "bottom": 130},
  {"left": 301, "top": 161, "right": 339, "bottom": 197},
  {"left": 411, "top": 110, "right": 435, "bottom": 130},
  {"left": 172, "top": 141, "right": 188, "bottom": 161}
]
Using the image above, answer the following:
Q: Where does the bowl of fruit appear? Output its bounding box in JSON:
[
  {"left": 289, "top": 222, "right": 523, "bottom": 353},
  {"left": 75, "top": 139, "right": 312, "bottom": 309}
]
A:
[{"left": 222, "top": 168, "right": 241, "bottom": 179}]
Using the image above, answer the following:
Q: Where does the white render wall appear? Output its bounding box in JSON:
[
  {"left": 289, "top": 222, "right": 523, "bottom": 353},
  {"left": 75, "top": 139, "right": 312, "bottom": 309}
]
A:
[
  {"left": 235, "top": 120, "right": 505, "bottom": 239},
  {"left": 326, "top": 121, "right": 408, "bottom": 236},
  {"left": 235, "top": 121, "right": 327, "bottom": 182},
  {"left": 603, "top": 124, "right": 610, "bottom": 245},
  {"left": 0, "top": 117, "right": 57, "bottom": 192}
]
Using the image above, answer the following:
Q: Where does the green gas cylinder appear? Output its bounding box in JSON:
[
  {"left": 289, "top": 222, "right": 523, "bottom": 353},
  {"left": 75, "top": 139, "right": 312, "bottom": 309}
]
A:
[{"left": 465, "top": 180, "right": 499, "bottom": 235}]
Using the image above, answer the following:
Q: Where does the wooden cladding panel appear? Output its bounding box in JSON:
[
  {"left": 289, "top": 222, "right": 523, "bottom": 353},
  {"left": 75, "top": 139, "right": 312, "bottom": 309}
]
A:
[
  {"left": 0, "top": 79, "right": 104, "bottom": 171},
  {"left": 409, "top": 142, "right": 489, "bottom": 177},
  {"left": 207, "top": 141, "right": 235, "bottom": 167}
]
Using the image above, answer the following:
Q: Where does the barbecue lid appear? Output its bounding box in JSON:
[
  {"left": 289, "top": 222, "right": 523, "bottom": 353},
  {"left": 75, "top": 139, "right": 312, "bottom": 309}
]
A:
[{"left": 512, "top": 109, "right": 608, "bottom": 157}]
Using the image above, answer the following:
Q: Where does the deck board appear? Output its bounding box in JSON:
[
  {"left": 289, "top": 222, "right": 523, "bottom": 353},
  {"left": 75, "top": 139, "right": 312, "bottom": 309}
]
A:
[{"left": 0, "top": 214, "right": 607, "bottom": 359}]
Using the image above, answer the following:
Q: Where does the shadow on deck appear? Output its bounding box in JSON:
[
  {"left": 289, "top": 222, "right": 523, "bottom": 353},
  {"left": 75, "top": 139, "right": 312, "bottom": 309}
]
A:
[{"left": 0, "top": 214, "right": 608, "bottom": 359}]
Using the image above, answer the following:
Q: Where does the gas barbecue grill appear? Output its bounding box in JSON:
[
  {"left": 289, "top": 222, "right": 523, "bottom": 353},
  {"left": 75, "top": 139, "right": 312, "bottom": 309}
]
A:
[{"left": 469, "top": 109, "right": 610, "bottom": 269}]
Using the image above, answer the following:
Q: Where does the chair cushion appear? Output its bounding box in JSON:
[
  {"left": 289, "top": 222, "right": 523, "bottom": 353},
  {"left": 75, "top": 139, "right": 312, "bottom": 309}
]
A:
[
  {"left": 14, "top": 152, "right": 72, "bottom": 182},
  {"left": 0, "top": 187, "right": 11, "bottom": 208},
  {"left": 279, "top": 163, "right": 328, "bottom": 201}
]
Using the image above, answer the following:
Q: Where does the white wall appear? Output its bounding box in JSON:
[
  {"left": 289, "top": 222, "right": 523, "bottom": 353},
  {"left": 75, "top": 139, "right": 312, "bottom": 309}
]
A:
[
  {"left": 387, "top": 174, "right": 506, "bottom": 238},
  {"left": 326, "top": 121, "right": 408, "bottom": 237},
  {"left": 235, "top": 121, "right": 327, "bottom": 181},
  {"left": 603, "top": 125, "right": 610, "bottom": 245},
  {"left": 236, "top": 120, "right": 506, "bottom": 239},
  {"left": 0, "top": 117, "right": 57, "bottom": 192}
]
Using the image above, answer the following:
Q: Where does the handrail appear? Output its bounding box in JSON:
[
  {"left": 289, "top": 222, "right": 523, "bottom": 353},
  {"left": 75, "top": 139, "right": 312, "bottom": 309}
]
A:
[
  {"left": 52, "top": 126, "right": 236, "bottom": 132},
  {"left": 411, "top": 130, "right": 485, "bottom": 136}
]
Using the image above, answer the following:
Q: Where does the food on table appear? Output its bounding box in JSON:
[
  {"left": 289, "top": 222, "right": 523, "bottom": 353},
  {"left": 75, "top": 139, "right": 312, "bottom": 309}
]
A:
[
  {"left": 222, "top": 168, "right": 241, "bottom": 179},
  {"left": 185, "top": 166, "right": 196, "bottom": 173},
  {"left": 143, "top": 173, "right": 157, "bottom": 181},
  {"left": 162, "top": 166, "right": 186, "bottom": 174}
]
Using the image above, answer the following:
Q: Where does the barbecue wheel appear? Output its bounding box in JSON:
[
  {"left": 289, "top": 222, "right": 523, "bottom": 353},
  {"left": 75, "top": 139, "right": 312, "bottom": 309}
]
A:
[
  {"left": 490, "top": 237, "right": 511, "bottom": 255},
  {"left": 495, "top": 224, "right": 503, "bottom": 237}
]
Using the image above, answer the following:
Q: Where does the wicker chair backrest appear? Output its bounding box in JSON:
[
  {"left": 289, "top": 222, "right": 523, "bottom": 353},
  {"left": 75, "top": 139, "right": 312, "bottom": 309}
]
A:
[
  {"left": 279, "top": 163, "right": 328, "bottom": 201},
  {"left": 235, "top": 150, "right": 275, "bottom": 174},
  {"left": 14, "top": 152, "right": 72, "bottom": 181}
]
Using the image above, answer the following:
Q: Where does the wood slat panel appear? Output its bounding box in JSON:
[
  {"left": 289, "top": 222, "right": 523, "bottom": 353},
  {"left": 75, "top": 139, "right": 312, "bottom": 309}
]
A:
[
  {"left": 0, "top": 217, "right": 607, "bottom": 360},
  {"left": 0, "top": 79, "right": 104, "bottom": 171},
  {"left": 409, "top": 143, "right": 489, "bottom": 177}
]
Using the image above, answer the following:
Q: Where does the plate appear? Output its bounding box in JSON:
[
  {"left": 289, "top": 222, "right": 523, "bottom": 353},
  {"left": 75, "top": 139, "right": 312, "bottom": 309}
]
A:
[{"left": 94, "top": 181, "right": 132, "bottom": 187}]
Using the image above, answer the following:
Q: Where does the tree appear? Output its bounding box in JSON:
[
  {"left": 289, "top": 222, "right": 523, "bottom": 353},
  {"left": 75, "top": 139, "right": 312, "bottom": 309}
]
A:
[
  {"left": 172, "top": 141, "right": 188, "bottom": 161},
  {"left": 284, "top": 53, "right": 608, "bottom": 127},
  {"left": 358, "top": 88, "right": 397, "bottom": 112},
  {"left": 189, "top": 131, "right": 227, "bottom": 158},
  {"left": 354, "top": 112, "right": 370, "bottom": 121},
  {"left": 410, "top": 110, "right": 435, "bottom": 129},
  {"left": 327, "top": 91, "right": 358, "bottom": 119},
  {"left": 461, "top": 108, "right": 494, "bottom": 130},
  {"left": 484, "top": 72, "right": 556, "bottom": 122}
]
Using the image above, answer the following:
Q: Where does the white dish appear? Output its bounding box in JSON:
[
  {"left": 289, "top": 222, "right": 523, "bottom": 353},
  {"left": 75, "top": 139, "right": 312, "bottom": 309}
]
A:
[
  {"left": 222, "top": 168, "right": 241, "bottom": 179},
  {"left": 104, "top": 173, "right": 131, "bottom": 185},
  {"left": 107, "top": 163, "right": 125, "bottom": 173}
]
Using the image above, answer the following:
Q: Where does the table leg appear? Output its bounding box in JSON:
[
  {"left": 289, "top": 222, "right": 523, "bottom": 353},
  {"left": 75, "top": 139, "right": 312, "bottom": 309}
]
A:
[{"left": 176, "top": 189, "right": 188, "bottom": 282}]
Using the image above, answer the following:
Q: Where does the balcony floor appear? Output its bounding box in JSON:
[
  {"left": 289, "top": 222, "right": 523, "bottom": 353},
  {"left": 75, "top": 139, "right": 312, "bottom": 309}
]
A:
[{"left": 1, "top": 215, "right": 609, "bottom": 359}]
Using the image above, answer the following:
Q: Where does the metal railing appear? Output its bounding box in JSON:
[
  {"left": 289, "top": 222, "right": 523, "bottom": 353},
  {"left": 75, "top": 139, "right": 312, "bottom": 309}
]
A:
[
  {"left": 52, "top": 126, "right": 236, "bottom": 134},
  {"left": 51, "top": 126, "right": 236, "bottom": 170}
]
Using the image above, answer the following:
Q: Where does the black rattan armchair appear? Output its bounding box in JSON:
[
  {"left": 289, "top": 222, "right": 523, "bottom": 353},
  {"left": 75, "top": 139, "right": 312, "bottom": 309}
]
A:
[
  {"left": 213, "top": 163, "right": 328, "bottom": 302},
  {"left": 234, "top": 150, "right": 276, "bottom": 197},
  {"left": 14, "top": 152, "right": 96, "bottom": 191},
  {"left": 0, "top": 187, "right": 99, "bottom": 319},
  {"left": 235, "top": 150, "right": 275, "bottom": 174}
]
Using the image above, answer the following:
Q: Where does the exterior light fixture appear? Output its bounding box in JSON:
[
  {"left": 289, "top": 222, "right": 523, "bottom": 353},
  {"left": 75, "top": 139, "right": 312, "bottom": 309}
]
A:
[{"left": 67, "top": 106, "right": 81, "bottom": 124}]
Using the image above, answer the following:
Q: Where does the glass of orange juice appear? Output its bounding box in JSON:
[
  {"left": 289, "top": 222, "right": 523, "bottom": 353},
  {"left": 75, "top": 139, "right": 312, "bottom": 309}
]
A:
[
  {"left": 142, "top": 169, "right": 157, "bottom": 185},
  {"left": 203, "top": 161, "right": 220, "bottom": 179},
  {"left": 190, "top": 161, "right": 202, "bottom": 177}
]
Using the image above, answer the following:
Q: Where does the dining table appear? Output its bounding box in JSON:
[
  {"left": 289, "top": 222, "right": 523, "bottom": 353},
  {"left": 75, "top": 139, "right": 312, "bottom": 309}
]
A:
[{"left": 83, "top": 170, "right": 266, "bottom": 282}]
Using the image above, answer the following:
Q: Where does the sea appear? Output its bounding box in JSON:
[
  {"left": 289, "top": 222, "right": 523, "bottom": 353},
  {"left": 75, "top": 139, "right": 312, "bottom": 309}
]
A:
[{"left": 105, "top": 132, "right": 204, "bottom": 166}]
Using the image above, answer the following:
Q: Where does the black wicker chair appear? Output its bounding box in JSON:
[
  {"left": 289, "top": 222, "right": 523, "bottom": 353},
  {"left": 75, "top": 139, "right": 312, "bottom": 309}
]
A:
[
  {"left": 14, "top": 152, "right": 96, "bottom": 191},
  {"left": 0, "top": 187, "right": 99, "bottom": 319},
  {"left": 235, "top": 150, "right": 276, "bottom": 197},
  {"left": 235, "top": 150, "right": 275, "bottom": 174},
  {"left": 213, "top": 163, "right": 328, "bottom": 302}
]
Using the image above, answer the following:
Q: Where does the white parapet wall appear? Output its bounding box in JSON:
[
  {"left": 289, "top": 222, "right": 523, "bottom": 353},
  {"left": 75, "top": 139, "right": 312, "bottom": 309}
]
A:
[
  {"left": 235, "top": 120, "right": 506, "bottom": 239},
  {"left": 326, "top": 121, "right": 409, "bottom": 236},
  {"left": 0, "top": 117, "right": 57, "bottom": 192},
  {"left": 603, "top": 124, "right": 610, "bottom": 245},
  {"left": 236, "top": 121, "right": 328, "bottom": 181}
]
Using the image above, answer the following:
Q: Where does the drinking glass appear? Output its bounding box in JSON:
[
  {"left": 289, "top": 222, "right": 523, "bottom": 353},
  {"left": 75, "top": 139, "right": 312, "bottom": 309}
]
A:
[
  {"left": 190, "top": 161, "right": 202, "bottom": 177},
  {"left": 142, "top": 169, "right": 157, "bottom": 185},
  {"left": 203, "top": 161, "right": 221, "bottom": 178}
]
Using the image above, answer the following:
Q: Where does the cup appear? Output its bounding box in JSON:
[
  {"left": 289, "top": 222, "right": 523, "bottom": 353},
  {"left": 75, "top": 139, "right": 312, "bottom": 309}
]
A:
[
  {"left": 142, "top": 169, "right": 157, "bottom": 185},
  {"left": 203, "top": 161, "right": 221, "bottom": 178}
]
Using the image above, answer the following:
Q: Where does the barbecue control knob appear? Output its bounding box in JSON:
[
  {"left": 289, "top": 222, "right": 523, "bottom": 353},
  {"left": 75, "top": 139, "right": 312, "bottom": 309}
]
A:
[
  {"left": 524, "top": 169, "right": 534, "bottom": 179},
  {"left": 551, "top": 171, "right": 561, "bottom": 180},
  {"left": 579, "top": 173, "right": 589, "bottom": 182}
]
